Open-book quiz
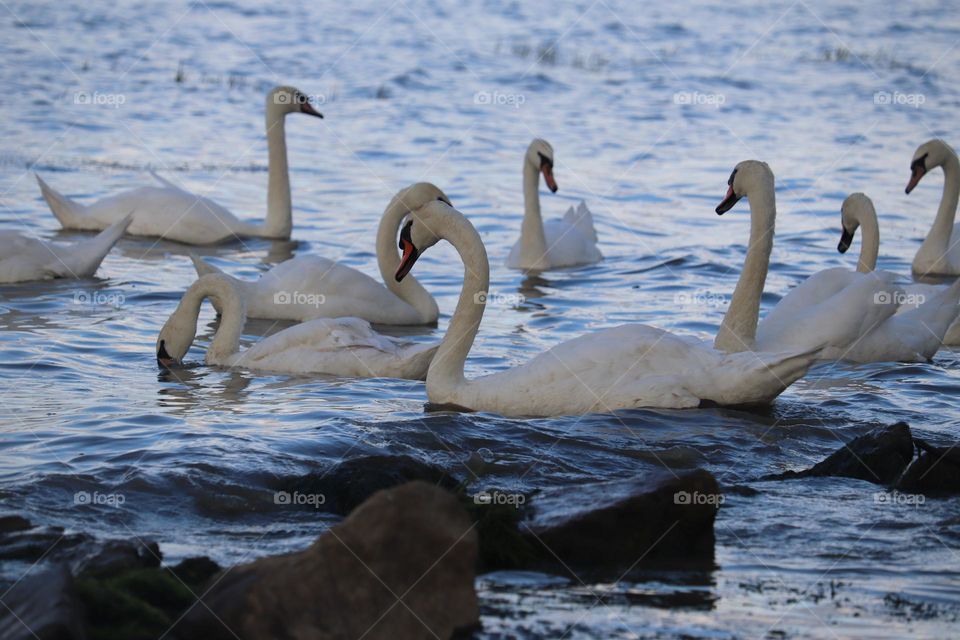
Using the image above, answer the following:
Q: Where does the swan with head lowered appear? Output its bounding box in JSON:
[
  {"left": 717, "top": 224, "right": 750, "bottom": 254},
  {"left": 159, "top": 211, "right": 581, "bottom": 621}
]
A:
[
  {"left": 36, "top": 86, "right": 322, "bottom": 245},
  {"left": 155, "top": 273, "right": 437, "bottom": 379},
  {"left": 0, "top": 214, "right": 131, "bottom": 283},
  {"left": 188, "top": 183, "right": 445, "bottom": 325},
  {"left": 905, "top": 139, "right": 960, "bottom": 276},
  {"left": 714, "top": 162, "right": 960, "bottom": 363},
  {"left": 506, "top": 138, "right": 601, "bottom": 270},
  {"left": 838, "top": 192, "right": 960, "bottom": 346},
  {"left": 393, "top": 200, "right": 820, "bottom": 417}
]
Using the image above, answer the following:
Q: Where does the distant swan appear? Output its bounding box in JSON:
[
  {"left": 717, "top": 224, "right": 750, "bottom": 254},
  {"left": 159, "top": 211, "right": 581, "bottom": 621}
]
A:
[
  {"left": 0, "top": 214, "right": 131, "bottom": 284},
  {"left": 393, "top": 199, "right": 819, "bottom": 416},
  {"left": 506, "top": 138, "right": 601, "bottom": 270},
  {"left": 156, "top": 274, "right": 436, "bottom": 379},
  {"left": 714, "top": 162, "right": 959, "bottom": 363},
  {"left": 36, "top": 86, "right": 322, "bottom": 245},
  {"left": 905, "top": 139, "right": 960, "bottom": 276},
  {"left": 837, "top": 192, "right": 960, "bottom": 346},
  {"left": 189, "top": 183, "right": 445, "bottom": 325}
]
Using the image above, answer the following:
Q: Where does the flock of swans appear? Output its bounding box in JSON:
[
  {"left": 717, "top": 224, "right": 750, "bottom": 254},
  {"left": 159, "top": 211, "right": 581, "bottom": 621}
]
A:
[{"left": 5, "top": 86, "right": 960, "bottom": 417}]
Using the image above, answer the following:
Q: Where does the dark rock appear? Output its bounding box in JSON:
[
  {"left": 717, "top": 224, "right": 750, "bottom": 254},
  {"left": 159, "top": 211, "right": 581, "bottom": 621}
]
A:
[
  {"left": 0, "top": 515, "right": 32, "bottom": 533},
  {"left": 275, "top": 454, "right": 460, "bottom": 515},
  {"left": 168, "top": 556, "right": 221, "bottom": 587},
  {"left": 521, "top": 469, "right": 720, "bottom": 572},
  {"left": 75, "top": 538, "right": 161, "bottom": 578},
  {"left": 896, "top": 439, "right": 960, "bottom": 496},
  {"left": 178, "top": 481, "right": 479, "bottom": 640},
  {"left": 766, "top": 423, "right": 914, "bottom": 484},
  {"left": 0, "top": 563, "right": 86, "bottom": 640}
]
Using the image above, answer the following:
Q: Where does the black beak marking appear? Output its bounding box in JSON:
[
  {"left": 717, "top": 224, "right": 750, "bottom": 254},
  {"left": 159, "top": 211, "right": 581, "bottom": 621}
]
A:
[{"left": 838, "top": 227, "right": 854, "bottom": 254}]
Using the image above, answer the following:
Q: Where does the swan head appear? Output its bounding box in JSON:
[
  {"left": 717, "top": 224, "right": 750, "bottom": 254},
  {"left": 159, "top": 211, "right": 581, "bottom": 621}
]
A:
[
  {"left": 906, "top": 139, "right": 955, "bottom": 194},
  {"left": 156, "top": 310, "right": 198, "bottom": 368},
  {"left": 716, "top": 160, "right": 773, "bottom": 214},
  {"left": 392, "top": 182, "right": 452, "bottom": 214},
  {"left": 395, "top": 200, "right": 461, "bottom": 281},
  {"left": 267, "top": 86, "right": 324, "bottom": 119},
  {"left": 839, "top": 192, "right": 873, "bottom": 253},
  {"left": 526, "top": 138, "right": 558, "bottom": 192}
]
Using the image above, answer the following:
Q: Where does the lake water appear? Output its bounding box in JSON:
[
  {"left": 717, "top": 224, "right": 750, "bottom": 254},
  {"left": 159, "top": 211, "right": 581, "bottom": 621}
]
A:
[{"left": 1, "top": 0, "right": 959, "bottom": 637}]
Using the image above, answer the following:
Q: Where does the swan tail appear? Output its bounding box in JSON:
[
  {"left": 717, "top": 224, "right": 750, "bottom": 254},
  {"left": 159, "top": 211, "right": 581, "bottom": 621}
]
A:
[
  {"left": 149, "top": 169, "right": 180, "bottom": 191},
  {"left": 189, "top": 254, "right": 226, "bottom": 278},
  {"left": 36, "top": 174, "right": 94, "bottom": 230},
  {"left": 562, "top": 200, "right": 598, "bottom": 242},
  {"left": 714, "top": 346, "right": 819, "bottom": 404},
  {"left": 53, "top": 213, "right": 133, "bottom": 277}
]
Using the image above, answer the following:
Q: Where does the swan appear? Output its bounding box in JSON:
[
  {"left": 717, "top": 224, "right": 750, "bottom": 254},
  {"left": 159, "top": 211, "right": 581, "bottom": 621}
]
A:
[
  {"left": 188, "top": 183, "right": 445, "bottom": 325},
  {"left": 906, "top": 139, "right": 960, "bottom": 276},
  {"left": 714, "top": 162, "right": 960, "bottom": 363},
  {"left": 392, "top": 200, "right": 820, "bottom": 416},
  {"left": 837, "top": 192, "right": 960, "bottom": 345},
  {"left": 506, "top": 138, "right": 601, "bottom": 270},
  {"left": 0, "top": 214, "right": 131, "bottom": 283},
  {"left": 35, "top": 86, "right": 322, "bottom": 245},
  {"left": 155, "top": 273, "right": 437, "bottom": 379}
]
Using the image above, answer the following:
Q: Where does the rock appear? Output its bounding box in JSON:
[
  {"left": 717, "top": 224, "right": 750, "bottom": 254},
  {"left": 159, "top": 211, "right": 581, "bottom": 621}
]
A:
[
  {"left": 168, "top": 556, "right": 221, "bottom": 586},
  {"left": 0, "top": 515, "right": 32, "bottom": 533},
  {"left": 178, "top": 481, "right": 479, "bottom": 640},
  {"left": 0, "top": 526, "right": 91, "bottom": 562},
  {"left": 0, "top": 563, "right": 85, "bottom": 640},
  {"left": 275, "top": 454, "right": 460, "bottom": 515},
  {"left": 74, "top": 538, "right": 161, "bottom": 578},
  {"left": 896, "top": 438, "right": 960, "bottom": 496},
  {"left": 767, "top": 423, "right": 914, "bottom": 484},
  {"left": 521, "top": 469, "right": 720, "bottom": 571}
]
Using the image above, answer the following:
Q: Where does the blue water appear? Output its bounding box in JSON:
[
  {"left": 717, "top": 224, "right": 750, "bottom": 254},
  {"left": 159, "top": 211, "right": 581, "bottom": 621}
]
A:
[{"left": 1, "top": 0, "right": 959, "bottom": 637}]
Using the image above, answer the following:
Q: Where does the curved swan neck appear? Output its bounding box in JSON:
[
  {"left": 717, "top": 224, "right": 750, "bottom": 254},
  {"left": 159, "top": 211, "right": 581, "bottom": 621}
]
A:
[
  {"left": 261, "top": 112, "right": 292, "bottom": 239},
  {"left": 427, "top": 213, "right": 490, "bottom": 395},
  {"left": 714, "top": 186, "right": 776, "bottom": 352},
  {"left": 519, "top": 160, "right": 548, "bottom": 266},
  {"left": 856, "top": 208, "right": 879, "bottom": 273},
  {"left": 924, "top": 153, "right": 960, "bottom": 253},
  {"left": 376, "top": 196, "right": 439, "bottom": 323},
  {"left": 183, "top": 275, "right": 246, "bottom": 364}
]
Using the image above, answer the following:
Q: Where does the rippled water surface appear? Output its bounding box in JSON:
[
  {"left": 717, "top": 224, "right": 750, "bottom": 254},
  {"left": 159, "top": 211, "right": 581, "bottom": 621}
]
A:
[{"left": 2, "top": 0, "right": 960, "bottom": 637}]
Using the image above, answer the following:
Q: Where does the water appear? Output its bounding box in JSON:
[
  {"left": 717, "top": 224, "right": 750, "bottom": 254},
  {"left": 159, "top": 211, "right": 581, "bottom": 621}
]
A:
[{"left": 1, "top": 0, "right": 959, "bottom": 636}]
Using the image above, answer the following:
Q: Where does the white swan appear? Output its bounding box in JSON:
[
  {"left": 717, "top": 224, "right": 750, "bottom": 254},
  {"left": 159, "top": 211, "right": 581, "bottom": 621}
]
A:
[
  {"left": 392, "top": 200, "right": 820, "bottom": 416},
  {"left": 713, "top": 162, "right": 960, "bottom": 363},
  {"left": 0, "top": 214, "right": 131, "bottom": 284},
  {"left": 36, "top": 86, "right": 322, "bottom": 245},
  {"left": 506, "top": 138, "right": 601, "bottom": 270},
  {"left": 156, "top": 273, "right": 437, "bottom": 379},
  {"left": 906, "top": 139, "right": 960, "bottom": 276},
  {"left": 838, "top": 192, "right": 960, "bottom": 346},
  {"left": 188, "top": 183, "right": 444, "bottom": 325}
]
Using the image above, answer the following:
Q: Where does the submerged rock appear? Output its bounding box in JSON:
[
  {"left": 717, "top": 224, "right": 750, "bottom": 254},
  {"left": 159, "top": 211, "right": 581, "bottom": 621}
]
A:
[
  {"left": 896, "top": 438, "right": 960, "bottom": 496},
  {"left": 0, "top": 563, "right": 85, "bottom": 640},
  {"left": 766, "top": 422, "right": 914, "bottom": 484},
  {"left": 178, "top": 481, "right": 479, "bottom": 639},
  {"left": 74, "top": 538, "right": 161, "bottom": 578},
  {"left": 521, "top": 469, "right": 720, "bottom": 571}
]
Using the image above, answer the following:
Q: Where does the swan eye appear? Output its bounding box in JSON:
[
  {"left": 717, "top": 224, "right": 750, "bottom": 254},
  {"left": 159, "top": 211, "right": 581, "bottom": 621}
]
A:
[
  {"left": 727, "top": 168, "right": 738, "bottom": 186},
  {"left": 399, "top": 220, "right": 414, "bottom": 250},
  {"left": 910, "top": 153, "right": 928, "bottom": 172},
  {"left": 537, "top": 152, "right": 553, "bottom": 169}
]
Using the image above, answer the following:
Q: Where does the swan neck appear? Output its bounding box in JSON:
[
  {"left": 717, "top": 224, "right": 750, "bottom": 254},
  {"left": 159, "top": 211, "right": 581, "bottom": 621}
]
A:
[
  {"left": 186, "top": 275, "right": 246, "bottom": 364},
  {"left": 376, "top": 196, "right": 439, "bottom": 323},
  {"left": 262, "top": 114, "right": 292, "bottom": 239},
  {"left": 715, "top": 187, "right": 775, "bottom": 352},
  {"left": 519, "top": 161, "right": 548, "bottom": 266},
  {"left": 926, "top": 155, "right": 960, "bottom": 251},
  {"left": 857, "top": 210, "right": 880, "bottom": 273},
  {"left": 427, "top": 214, "right": 489, "bottom": 395}
]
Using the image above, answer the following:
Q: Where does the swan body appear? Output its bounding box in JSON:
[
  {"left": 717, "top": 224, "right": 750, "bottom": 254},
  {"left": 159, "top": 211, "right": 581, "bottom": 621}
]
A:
[
  {"left": 714, "top": 164, "right": 956, "bottom": 363},
  {"left": 393, "top": 199, "right": 819, "bottom": 417},
  {"left": 36, "top": 86, "right": 323, "bottom": 245},
  {"left": 0, "top": 214, "right": 131, "bottom": 283},
  {"left": 906, "top": 139, "right": 960, "bottom": 276},
  {"left": 838, "top": 192, "right": 960, "bottom": 346},
  {"left": 156, "top": 274, "right": 437, "bottom": 379},
  {"left": 189, "top": 183, "right": 445, "bottom": 325},
  {"left": 506, "top": 139, "right": 601, "bottom": 270}
]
